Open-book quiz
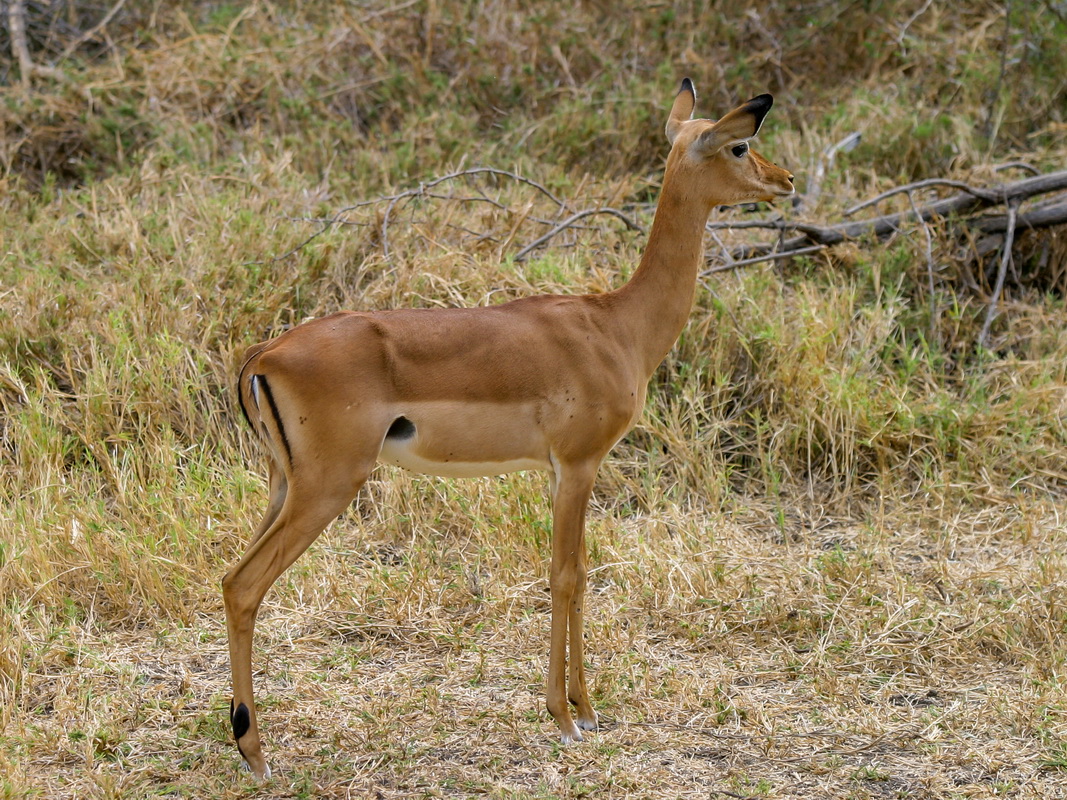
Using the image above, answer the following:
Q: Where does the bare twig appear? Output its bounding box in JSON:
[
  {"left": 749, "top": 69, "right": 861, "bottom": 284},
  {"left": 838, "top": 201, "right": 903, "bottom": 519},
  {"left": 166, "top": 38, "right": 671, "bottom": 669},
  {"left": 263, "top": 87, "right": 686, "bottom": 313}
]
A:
[
  {"left": 896, "top": 0, "right": 935, "bottom": 45},
  {"left": 513, "top": 208, "right": 644, "bottom": 261},
  {"left": 9, "top": 0, "right": 36, "bottom": 88},
  {"left": 797, "top": 131, "right": 861, "bottom": 212},
  {"left": 978, "top": 199, "right": 1019, "bottom": 349},
  {"left": 8, "top": 0, "right": 68, "bottom": 86},
  {"left": 994, "top": 160, "right": 1040, "bottom": 175},
  {"left": 260, "top": 223, "right": 335, "bottom": 265},
  {"left": 379, "top": 167, "right": 568, "bottom": 261},
  {"left": 291, "top": 194, "right": 577, "bottom": 232},
  {"left": 844, "top": 179, "right": 1001, "bottom": 217},
  {"left": 701, "top": 245, "right": 828, "bottom": 276},
  {"left": 412, "top": 167, "right": 566, "bottom": 210},
  {"left": 905, "top": 191, "right": 939, "bottom": 345},
  {"left": 58, "top": 0, "right": 128, "bottom": 61},
  {"left": 982, "top": 0, "right": 1015, "bottom": 143},
  {"left": 258, "top": 167, "right": 570, "bottom": 265}
]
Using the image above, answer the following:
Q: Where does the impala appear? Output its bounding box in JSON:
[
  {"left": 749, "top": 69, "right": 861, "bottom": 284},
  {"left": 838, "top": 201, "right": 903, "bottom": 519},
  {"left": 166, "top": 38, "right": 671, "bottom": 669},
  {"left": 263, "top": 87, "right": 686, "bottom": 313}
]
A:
[{"left": 225, "top": 79, "right": 794, "bottom": 779}]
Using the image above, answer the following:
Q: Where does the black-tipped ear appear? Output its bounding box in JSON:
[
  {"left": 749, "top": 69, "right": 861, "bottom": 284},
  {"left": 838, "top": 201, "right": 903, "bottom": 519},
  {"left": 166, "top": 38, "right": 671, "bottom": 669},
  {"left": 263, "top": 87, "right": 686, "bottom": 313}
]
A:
[
  {"left": 691, "top": 92, "right": 775, "bottom": 158},
  {"left": 666, "top": 78, "right": 697, "bottom": 145},
  {"left": 742, "top": 94, "right": 774, "bottom": 135}
]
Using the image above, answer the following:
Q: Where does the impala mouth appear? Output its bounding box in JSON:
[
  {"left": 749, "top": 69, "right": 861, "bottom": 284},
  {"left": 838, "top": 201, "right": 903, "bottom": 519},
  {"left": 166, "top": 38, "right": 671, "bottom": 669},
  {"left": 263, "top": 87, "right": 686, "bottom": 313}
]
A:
[
  {"left": 758, "top": 191, "right": 793, "bottom": 204},
  {"left": 765, "top": 185, "right": 796, "bottom": 202}
]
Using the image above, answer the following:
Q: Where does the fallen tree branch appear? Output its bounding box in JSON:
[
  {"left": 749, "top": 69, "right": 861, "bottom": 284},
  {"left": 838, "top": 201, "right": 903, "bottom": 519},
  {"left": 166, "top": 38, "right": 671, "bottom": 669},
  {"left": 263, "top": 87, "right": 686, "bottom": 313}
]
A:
[
  {"left": 699, "top": 169, "right": 1067, "bottom": 353},
  {"left": 722, "top": 169, "right": 1067, "bottom": 264},
  {"left": 973, "top": 199, "right": 1067, "bottom": 234},
  {"left": 844, "top": 178, "right": 1002, "bottom": 216}
]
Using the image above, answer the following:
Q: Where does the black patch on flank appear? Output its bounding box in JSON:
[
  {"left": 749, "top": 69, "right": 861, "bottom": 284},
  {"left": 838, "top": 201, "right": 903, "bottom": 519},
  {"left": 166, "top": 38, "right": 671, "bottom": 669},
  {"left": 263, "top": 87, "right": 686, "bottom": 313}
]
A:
[
  {"left": 256, "top": 375, "right": 292, "bottom": 466},
  {"left": 386, "top": 416, "right": 416, "bottom": 439},
  {"left": 231, "top": 700, "right": 251, "bottom": 741}
]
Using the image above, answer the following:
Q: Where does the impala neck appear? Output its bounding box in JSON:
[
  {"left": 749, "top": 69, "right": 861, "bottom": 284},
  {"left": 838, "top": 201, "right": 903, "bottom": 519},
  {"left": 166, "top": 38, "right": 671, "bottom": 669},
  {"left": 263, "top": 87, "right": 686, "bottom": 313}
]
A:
[{"left": 614, "top": 171, "right": 713, "bottom": 379}]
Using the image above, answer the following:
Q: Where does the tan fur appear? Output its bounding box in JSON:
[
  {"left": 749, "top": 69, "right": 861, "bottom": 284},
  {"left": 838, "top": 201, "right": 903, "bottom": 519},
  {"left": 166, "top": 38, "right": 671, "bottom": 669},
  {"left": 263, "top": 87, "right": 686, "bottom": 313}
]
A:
[{"left": 224, "top": 80, "right": 794, "bottom": 779}]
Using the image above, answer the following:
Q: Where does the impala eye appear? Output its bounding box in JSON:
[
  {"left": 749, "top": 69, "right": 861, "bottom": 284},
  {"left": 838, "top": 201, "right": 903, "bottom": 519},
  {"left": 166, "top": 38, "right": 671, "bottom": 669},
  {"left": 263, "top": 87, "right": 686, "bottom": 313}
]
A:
[{"left": 731, "top": 142, "right": 749, "bottom": 158}]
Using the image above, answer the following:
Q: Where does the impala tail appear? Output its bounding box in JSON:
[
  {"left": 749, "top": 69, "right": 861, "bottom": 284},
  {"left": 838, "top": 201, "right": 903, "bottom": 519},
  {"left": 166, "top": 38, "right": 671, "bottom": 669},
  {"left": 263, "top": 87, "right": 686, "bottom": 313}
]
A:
[{"left": 237, "top": 345, "right": 292, "bottom": 469}]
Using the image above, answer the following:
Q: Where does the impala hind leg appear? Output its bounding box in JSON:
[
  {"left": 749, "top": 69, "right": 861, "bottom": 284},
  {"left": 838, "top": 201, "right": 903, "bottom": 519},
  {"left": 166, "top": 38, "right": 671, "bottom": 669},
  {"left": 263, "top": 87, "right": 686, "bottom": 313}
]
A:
[
  {"left": 568, "top": 542, "right": 598, "bottom": 732},
  {"left": 223, "top": 471, "right": 367, "bottom": 780},
  {"left": 249, "top": 460, "right": 288, "bottom": 547},
  {"left": 546, "top": 459, "right": 597, "bottom": 744}
]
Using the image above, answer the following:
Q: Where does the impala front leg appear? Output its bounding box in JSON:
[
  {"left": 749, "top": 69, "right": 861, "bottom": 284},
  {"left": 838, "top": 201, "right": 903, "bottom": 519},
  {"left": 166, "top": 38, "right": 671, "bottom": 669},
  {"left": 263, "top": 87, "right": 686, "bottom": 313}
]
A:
[{"left": 546, "top": 459, "right": 597, "bottom": 744}]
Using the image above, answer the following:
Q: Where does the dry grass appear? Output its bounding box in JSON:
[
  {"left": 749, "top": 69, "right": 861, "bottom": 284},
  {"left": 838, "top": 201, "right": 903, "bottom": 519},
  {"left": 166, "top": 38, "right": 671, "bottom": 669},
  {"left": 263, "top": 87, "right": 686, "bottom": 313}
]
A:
[{"left": 2, "top": 1, "right": 1067, "bottom": 798}]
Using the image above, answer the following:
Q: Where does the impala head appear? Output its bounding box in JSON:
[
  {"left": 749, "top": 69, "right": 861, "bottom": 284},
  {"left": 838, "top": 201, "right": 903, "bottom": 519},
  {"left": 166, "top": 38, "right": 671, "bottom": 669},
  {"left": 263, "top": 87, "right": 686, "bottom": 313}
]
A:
[{"left": 664, "top": 78, "right": 794, "bottom": 210}]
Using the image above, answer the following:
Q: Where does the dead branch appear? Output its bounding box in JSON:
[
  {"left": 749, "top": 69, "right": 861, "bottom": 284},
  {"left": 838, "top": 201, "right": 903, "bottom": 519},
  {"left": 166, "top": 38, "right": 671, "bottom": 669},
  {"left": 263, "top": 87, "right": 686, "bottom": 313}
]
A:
[
  {"left": 513, "top": 208, "right": 644, "bottom": 261},
  {"left": 906, "top": 190, "right": 938, "bottom": 345},
  {"left": 8, "top": 0, "right": 33, "bottom": 87},
  {"left": 723, "top": 169, "right": 1067, "bottom": 264},
  {"left": 701, "top": 245, "right": 828, "bottom": 277},
  {"left": 978, "top": 200, "right": 1019, "bottom": 349},
  {"left": 378, "top": 167, "right": 567, "bottom": 260},
  {"left": 263, "top": 166, "right": 591, "bottom": 265},
  {"left": 795, "top": 131, "right": 861, "bottom": 213},
  {"left": 973, "top": 200, "right": 1067, "bottom": 234},
  {"left": 699, "top": 168, "right": 1067, "bottom": 352},
  {"left": 896, "top": 0, "right": 935, "bottom": 44},
  {"left": 57, "top": 0, "right": 127, "bottom": 61},
  {"left": 7, "top": 0, "right": 68, "bottom": 86},
  {"left": 993, "top": 161, "right": 1040, "bottom": 175},
  {"left": 844, "top": 178, "right": 1002, "bottom": 216}
]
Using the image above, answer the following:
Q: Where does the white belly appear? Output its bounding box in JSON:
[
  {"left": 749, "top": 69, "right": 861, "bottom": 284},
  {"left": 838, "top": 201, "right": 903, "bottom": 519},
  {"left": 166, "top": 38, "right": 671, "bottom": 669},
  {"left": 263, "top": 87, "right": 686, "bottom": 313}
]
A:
[{"left": 378, "top": 437, "right": 550, "bottom": 478}]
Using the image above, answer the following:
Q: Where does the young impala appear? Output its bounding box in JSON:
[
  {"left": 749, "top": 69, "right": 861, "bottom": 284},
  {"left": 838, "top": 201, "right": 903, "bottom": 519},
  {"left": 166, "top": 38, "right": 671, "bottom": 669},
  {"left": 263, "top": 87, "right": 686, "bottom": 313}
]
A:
[{"left": 225, "top": 79, "right": 794, "bottom": 779}]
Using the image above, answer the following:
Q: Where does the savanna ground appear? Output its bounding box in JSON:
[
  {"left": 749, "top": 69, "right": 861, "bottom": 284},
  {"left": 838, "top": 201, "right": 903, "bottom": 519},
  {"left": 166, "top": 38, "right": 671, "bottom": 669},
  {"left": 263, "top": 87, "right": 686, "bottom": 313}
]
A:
[{"left": 2, "top": 1, "right": 1067, "bottom": 798}]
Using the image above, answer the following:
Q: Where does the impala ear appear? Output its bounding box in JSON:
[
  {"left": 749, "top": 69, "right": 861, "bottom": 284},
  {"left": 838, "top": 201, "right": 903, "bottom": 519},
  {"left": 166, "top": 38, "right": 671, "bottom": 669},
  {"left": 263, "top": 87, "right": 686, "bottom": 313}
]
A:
[
  {"left": 665, "top": 78, "right": 697, "bottom": 145},
  {"left": 692, "top": 93, "right": 774, "bottom": 156}
]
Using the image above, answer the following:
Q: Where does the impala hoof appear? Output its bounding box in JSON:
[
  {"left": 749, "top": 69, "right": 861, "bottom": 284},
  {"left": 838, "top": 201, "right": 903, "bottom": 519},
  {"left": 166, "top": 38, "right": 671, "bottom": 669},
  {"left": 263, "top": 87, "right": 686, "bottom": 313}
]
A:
[
  {"left": 560, "top": 726, "right": 584, "bottom": 745},
  {"left": 577, "top": 714, "right": 598, "bottom": 732},
  {"left": 241, "top": 759, "right": 272, "bottom": 782}
]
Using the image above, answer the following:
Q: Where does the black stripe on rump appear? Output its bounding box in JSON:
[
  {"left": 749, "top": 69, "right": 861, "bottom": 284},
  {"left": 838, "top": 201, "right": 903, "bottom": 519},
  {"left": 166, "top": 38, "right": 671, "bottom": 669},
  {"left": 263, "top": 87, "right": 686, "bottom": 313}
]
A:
[
  {"left": 237, "top": 374, "right": 254, "bottom": 429},
  {"left": 255, "top": 374, "right": 292, "bottom": 466}
]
